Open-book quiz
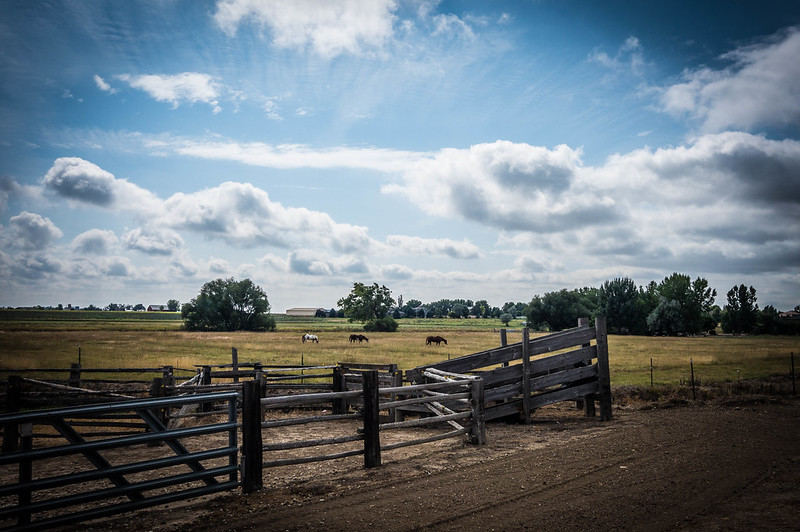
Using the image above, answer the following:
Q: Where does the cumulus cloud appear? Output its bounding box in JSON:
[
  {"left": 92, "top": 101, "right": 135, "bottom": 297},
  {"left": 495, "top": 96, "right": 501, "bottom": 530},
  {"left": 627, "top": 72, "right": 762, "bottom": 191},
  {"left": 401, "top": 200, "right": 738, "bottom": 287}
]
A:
[
  {"left": 72, "top": 229, "right": 118, "bottom": 254},
  {"left": 160, "top": 181, "right": 377, "bottom": 252},
  {"left": 8, "top": 211, "right": 63, "bottom": 250},
  {"left": 213, "top": 0, "right": 397, "bottom": 58},
  {"left": 123, "top": 227, "right": 184, "bottom": 256},
  {"left": 659, "top": 26, "right": 800, "bottom": 132},
  {"left": 41, "top": 157, "right": 159, "bottom": 211},
  {"left": 382, "top": 140, "right": 609, "bottom": 232},
  {"left": 0, "top": 177, "right": 40, "bottom": 212},
  {"left": 288, "top": 249, "right": 369, "bottom": 276},
  {"left": 117, "top": 72, "right": 221, "bottom": 112},
  {"left": 385, "top": 235, "right": 480, "bottom": 259}
]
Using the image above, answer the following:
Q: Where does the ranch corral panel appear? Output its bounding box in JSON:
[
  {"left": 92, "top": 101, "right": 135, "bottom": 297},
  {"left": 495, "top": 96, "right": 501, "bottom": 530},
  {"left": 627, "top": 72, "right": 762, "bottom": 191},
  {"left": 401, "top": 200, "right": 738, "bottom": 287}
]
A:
[{"left": 406, "top": 318, "right": 612, "bottom": 422}]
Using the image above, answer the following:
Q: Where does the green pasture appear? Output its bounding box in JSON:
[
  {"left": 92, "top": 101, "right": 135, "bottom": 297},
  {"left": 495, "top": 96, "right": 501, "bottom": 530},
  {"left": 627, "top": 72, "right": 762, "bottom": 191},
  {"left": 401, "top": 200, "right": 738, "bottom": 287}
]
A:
[{"left": 0, "top": 310, "right": 797, "bottom": 387}]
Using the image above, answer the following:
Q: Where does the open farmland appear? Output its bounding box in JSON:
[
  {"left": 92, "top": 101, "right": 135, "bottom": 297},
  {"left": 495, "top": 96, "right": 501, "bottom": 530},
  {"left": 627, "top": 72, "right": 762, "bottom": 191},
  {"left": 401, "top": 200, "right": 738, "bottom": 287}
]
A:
[{"left": 0, "top": 310, "right": 797, "bottom": 388}]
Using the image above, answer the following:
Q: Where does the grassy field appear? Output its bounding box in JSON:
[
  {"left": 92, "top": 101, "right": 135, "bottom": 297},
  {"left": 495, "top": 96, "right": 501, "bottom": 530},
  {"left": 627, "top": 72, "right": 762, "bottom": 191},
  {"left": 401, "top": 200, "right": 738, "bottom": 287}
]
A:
[{"left": 0, "top": 310, "right": 797, "bottom": 387}]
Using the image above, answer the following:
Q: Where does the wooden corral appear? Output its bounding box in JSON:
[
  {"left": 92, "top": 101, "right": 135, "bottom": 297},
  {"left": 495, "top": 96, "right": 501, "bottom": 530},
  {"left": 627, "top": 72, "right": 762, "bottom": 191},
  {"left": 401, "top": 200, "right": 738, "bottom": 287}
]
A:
[
  {"left": 406, "top": 317, "right": 612, "bottom": 422},
  {"left": 0, "top": 320, "right": 612, "bottom": 530}
]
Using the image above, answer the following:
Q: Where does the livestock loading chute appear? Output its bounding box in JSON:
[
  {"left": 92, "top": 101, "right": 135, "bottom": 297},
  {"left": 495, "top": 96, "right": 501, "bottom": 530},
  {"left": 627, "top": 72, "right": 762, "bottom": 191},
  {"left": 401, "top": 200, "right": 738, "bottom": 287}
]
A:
[{"left": 405, "top": 317, "right": 612, "bottom": 423}]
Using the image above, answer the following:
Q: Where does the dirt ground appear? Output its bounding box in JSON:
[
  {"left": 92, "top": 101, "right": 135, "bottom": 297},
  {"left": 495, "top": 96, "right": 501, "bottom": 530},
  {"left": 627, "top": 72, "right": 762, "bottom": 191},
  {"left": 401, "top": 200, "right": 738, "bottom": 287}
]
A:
[{"left": 74, "top": 395, "right": 800, "bottom": 532}]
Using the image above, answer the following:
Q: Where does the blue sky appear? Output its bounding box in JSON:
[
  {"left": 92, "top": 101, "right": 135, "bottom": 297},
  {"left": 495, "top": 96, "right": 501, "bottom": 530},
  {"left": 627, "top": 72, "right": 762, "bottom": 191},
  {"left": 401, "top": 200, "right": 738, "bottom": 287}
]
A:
[{"left": 1, "top": 0, "right": 799, "bottom": 313}]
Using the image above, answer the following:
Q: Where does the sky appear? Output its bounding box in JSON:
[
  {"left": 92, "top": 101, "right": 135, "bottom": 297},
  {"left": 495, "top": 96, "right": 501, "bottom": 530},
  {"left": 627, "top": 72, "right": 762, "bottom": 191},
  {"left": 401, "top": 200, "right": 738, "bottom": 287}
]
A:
[{"left": 1, "top": 0, "right": 799, "bottom": 314}]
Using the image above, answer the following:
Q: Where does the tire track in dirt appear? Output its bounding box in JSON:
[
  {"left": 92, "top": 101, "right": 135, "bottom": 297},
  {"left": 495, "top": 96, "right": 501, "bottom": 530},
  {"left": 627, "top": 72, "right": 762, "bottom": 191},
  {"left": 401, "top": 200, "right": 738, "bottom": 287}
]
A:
[{"left": 176, "top": 402, "right": 799, "bottom": 532}]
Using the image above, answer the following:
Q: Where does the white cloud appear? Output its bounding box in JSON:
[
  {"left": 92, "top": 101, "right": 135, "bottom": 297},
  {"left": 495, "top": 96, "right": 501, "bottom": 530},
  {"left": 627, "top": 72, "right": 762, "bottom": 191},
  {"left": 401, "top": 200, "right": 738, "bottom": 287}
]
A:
[
  {"left": 383, "top": 140, "right": 603, "bottom": 232},
  {"left": 93, "top": 74, "right": 117, "bottom": 94},
  {"left": 117, "top": 72, "right": 221, "bottom": 112},
  {"left": 41, "top": 157, "right": 160, "bottom": 211},
  {"left": 123, "top": 227, "right": 184, "bottom": 256},
  {"left": 7, "top": 211, "right": 63, "bottom": 250},
  {"left": 72, "top": 229, "right": 118, "bottom": 254},
  {"left": 213, "top": 0, "right": 397, "bottom": 59},
  {"left": 385, "top": 235, "right": 480, "bottom": 259},
  {"left": 659, "top": 26, "right": 800, "bottom": 132},
  {"left": 142, "top": 134, "right": 427, "bottom": 172},
  {"left": 588, "top": 35, "right": 645, "bottom": 75}
]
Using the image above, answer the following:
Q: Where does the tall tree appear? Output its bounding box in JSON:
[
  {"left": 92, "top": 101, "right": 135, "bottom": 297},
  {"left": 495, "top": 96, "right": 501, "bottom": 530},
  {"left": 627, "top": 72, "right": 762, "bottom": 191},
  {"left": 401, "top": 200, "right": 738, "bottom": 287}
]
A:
[
  {"left": 181, "top": 278, "right": 275, "bottom": 332},
  {"left": 648, "top": 273, "right": 717, "bottom": 335},
  {"left": 526, "top": 288, "right": 598, "bottom": 331},
  {"left": 598, "top": 277, "right": 640, "bottom": 334},
  {"left": 721, "top": 284, "right": 759, "bottom": 334},
  {"left": 337, "top": 282, "right": 395, "bottom": 323}
]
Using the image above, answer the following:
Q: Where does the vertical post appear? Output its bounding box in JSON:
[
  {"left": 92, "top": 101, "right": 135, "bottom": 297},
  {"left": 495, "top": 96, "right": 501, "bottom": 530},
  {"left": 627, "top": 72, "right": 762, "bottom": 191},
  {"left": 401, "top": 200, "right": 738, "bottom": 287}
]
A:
[
  {"left": 690, "top": 358, "right": 696, "bottom": 400},
  {"left": 231, "top": 347, "right": 239, "bottom": 384},
  {"left": 388, "top": 364, "right": 401, "bottom": 423},
  {"left": 149, "top": 377, "right": 166, "bottom": 426},
  {"left": 500, "top": 329, "right": 508, "bottom": 368},
  {"left": 332, "top": 367, "right": 347, "bottom": 414},
  {"left": 791, "top": 352, "right": 796, "bottom": 396},
  {"left": 241, "top": 380, "right": 263, "bottom": 493},
  {"left": 78, "top": 345, "right": 81, "bottom": 366},
  {"left": 19, "top": 422, "right": 33, "bottom": 527},
  {"left": 362, "top": 370, "right": 381, "bottom": 468},
  {"left": 650, "top": 358, "right": 654, "bottom": 387},
  {"left": 200, "top": 366, "right": 212, "bottom": 413},
  {"left": 391, "top": 366, "right": 403, "bottom": 422},
  {"left": 577, "top": 317, "right": 595, "bottom": 416},
  {"left": 521, "top": 328, "right": 531, "bottom": 424},
  {"left": 595, "top": 316, "right": 613, "bottom": 421},
  {"left": 469, "top": 377, "right": 486, "bottom": 445},
  {"left": 2, "top": 375, "right": 22, "bottom": 453},
  {"left": 68, "top": 363, "right": 81, "bottom": 388}
]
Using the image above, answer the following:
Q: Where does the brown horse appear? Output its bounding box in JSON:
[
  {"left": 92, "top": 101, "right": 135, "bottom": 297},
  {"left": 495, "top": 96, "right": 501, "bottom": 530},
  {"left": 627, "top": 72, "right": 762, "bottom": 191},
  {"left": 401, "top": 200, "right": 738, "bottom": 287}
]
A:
[
  {"left": 350, "top": 334, "right": 369, "bottom": 343},
  {"left": 425, "top": 335, "right": 447, "bottom": 346}
]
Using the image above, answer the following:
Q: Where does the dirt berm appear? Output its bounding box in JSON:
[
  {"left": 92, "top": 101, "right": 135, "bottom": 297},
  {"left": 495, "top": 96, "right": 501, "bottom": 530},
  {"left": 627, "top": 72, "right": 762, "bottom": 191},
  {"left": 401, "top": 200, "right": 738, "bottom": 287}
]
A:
[{"left": 87, "top": 398, "right": 800, "bottom": 532}]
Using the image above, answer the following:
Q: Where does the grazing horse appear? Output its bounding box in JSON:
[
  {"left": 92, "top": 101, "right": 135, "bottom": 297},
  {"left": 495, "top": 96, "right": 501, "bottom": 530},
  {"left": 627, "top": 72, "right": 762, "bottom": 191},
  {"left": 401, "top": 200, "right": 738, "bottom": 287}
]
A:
[
  {"left": 357, "top": 334, "right": 369, "bottom": 343},
  {"left": 425, "top": 335, "right": 447, "bottom": 346},
  {"left": 349, "top": 334, "right": 359, "bottom": 343},
  {"left": 302, "top": 333, "right": 319, "bottom": 343}
]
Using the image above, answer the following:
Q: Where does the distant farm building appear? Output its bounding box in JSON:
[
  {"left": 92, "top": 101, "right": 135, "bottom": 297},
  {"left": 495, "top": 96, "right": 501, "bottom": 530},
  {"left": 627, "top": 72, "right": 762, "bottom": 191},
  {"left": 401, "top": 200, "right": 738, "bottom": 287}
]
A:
[
  {"left": 147, "top": 304, "right": 167, "bottom": 312},
  {"left": 285, "top": 307, "right": 328, "bottom": 317}
]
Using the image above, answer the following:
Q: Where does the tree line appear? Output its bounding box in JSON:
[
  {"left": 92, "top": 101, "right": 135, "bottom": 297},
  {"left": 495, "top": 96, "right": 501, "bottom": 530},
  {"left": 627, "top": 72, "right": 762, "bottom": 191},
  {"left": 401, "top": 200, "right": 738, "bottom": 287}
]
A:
[{"left": 178, "top": 276, "right": 798, "bottom": 335}]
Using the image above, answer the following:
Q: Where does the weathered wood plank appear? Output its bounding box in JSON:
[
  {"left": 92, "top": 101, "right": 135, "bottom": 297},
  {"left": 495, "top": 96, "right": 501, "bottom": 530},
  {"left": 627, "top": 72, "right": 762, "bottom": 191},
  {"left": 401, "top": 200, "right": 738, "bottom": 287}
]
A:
[
  {"left": 528, "top": 365, "right": 598, "bottom": 393},
  {"left": 527, "top": 382, "right": 600, "bottom": 410},
  {"left": 262, "top": 433, "right": 363, "bottom": 451},
  {"left": 406, "top": 325, "right": 596, "bottom": 380}
]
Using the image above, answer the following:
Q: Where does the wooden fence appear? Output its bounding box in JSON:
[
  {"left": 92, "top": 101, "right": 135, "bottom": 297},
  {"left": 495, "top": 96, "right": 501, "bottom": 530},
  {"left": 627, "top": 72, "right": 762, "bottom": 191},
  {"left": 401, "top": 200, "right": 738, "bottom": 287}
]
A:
[
  {"left": 405, "top": 317, "right": 612, "bottom": 422},
  {"left": 240, "top": 371, "right": 486, "bottom": 493}
]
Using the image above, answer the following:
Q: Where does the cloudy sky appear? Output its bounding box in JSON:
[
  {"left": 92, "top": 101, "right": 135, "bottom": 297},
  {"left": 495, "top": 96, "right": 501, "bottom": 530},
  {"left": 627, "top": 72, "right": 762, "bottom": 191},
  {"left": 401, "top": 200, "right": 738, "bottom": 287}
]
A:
[{"left": 1, "top": 0, "right": 799, "bottom": 313}]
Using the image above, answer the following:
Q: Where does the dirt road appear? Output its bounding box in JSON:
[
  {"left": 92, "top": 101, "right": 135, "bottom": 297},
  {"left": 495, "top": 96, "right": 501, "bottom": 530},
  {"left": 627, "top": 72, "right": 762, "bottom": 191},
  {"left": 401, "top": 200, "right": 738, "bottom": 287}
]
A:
[{"left": 83, "top": 399, "right": 799, "bottom": 531}]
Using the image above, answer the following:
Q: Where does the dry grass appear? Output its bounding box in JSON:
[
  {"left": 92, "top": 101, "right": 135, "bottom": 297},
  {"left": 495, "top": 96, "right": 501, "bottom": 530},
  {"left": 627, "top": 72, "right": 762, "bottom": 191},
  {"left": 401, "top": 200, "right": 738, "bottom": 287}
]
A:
[{"left": 0, "top": 321, "right": 797, "bottom": 387}]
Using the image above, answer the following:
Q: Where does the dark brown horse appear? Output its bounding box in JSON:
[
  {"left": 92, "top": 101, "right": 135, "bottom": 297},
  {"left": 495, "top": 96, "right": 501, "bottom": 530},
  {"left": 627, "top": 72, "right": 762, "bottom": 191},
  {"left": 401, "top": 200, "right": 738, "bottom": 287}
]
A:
[{"left": 425, "top": 335, "right": 447, "bottom": 346}]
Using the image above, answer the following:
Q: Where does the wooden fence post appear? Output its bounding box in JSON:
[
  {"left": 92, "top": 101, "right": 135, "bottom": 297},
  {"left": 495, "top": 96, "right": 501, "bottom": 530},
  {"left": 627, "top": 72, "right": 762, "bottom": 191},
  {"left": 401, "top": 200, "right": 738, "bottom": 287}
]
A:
[
  {"left": 2, "top": 375, "right": 22, "bottom": 453},
  {"left": 68, "top": 363, "right": 81, "bottom": 388},
  {"left": 200, "top": 365, "right": 212, "bottom": 413},
  {"left": 231, "top": 347, "right": 239, "bottom": 384},
  {"left": 362, "top": 370, "right": 381, "bottom": 468},
  {"left": 241, "top": 379, "right": 263, "bottom": 493},
  {"left": 391, "top": 366, "right": 403, "bottom": 422},
  {"left": 332, "top": 367, "right": 347, "bottom": 415},
  {"left": 576, "top": 317, "right": 596, "bottom": 417},
  {"left": 595, "top": 316, "right": 613, "bottom": 421},
  {"left": 500, "top": 328, "right": 508, "bottom": 367},
  {"left": 521, "top": 328, "right": 532, "bottom": 424},
  {"left": 469, "top": 377, "right": 486, "bottom": 445}
]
